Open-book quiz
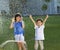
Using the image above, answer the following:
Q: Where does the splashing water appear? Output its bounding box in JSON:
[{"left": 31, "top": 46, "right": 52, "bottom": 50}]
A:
[{"left": 0, "top": 15, "right": 3, "bottom": 34}]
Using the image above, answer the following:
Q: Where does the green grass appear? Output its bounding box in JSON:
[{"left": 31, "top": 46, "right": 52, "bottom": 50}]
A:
[{"left": 0, "top": 15, "right": 60, "bottom": 50}]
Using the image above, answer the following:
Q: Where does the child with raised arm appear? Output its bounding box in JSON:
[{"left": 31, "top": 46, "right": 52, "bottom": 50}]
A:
[
  {"left": 29, "top": 15, "right": 48, "bottom": 50},
  {"left": 10, "top": 14, "right": 26, "bottom": 50}
]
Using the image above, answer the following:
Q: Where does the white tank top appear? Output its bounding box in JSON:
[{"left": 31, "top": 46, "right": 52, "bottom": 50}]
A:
[{"left": 34, "top": 25, "right": 45, "bottom": 39}]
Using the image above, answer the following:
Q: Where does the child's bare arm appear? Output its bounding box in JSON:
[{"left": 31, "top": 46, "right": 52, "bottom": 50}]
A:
[
  {"left": 10, "top": 23, "right": 13, "bottom": 29},
  {"left": 43, "top": 15, "right": 48, "bottom": 24},
  {"left": 22, "top": 21, "right": 25, "bottom": 29},
  {"left": 29, "top": 15, "right": 36, "bottom": 26},
  {"left": 10, "top": 17, "right": 15, "bottom": 29},
  {"left": 22, "top": 24, "right": 25, "bottom": 29}
]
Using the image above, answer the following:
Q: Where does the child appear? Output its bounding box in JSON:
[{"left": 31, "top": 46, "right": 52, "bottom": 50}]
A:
[
  {"left": 29, "top": 15, "right": 48, "bottom": 50},
  {"left": 10, "top": 14, "right": 26, "bottom": 50}
]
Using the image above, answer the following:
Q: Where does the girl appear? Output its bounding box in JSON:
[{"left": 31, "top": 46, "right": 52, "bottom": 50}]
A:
[
  {"left": 10, "top": 14, "right": 26, "bottom": 50},
  {"left": 29, "top": 15, "right": 48, "bottom": 50}
]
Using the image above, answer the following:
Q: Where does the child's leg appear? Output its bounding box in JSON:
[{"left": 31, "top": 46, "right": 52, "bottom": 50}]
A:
[
  {"left": 39, "top": 40, "right": 44, "bottom": 50},
  {"left": 17, "top": 42, "right": 22, "bottom": 50},
  {"left": 15, "top": 35, "right": 22, "bottom": 50},
  {"left": 34, "top": 40, "right": 38, "bottom": 50},
  {"left": 21, "top": 42, "right": 26, "bottom": 50},
  {"left": 17, "top": 42, "right": 26, "bottom": 50},
  {"left": 20, "top": 35, "right": 26, "bottom": 50}
]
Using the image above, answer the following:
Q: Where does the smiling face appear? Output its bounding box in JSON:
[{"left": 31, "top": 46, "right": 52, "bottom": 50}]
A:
[
  {"left": 16, "top": 16, "right": 21, "bottom": 22},
  {"left": 15, "top": 14, "right": 22, "bottom": 22},
  {"left": 36, "top": 19, "right": 43, "bottom": 26},
  {"left": 36, "top": 21, "right": 43, "bottom": 26}
]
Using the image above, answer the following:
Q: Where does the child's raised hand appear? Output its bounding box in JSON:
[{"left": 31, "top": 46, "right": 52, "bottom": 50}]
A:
[
  {"left": 46, "top": 15, "right": 48, "bottom": 18},
  {"left": 29, "top": 14, "right": 36, "bottom": 26},
  {"left": 43, "top": 15, "right": 49, "bottom": 24},
  {"left": 29, "top": 14, "right": 32, "bottom": 19},
  {"left": 11, "top": 17, "right": 15, "bottom": 23}
]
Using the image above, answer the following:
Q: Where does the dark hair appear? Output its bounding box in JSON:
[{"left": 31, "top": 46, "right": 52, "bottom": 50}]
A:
[
  {"left": 15, "top": 14, "right": 21, "bottom": 22},
  {"left": 36, "top": 18, "right": 43, "bottom": 22}
]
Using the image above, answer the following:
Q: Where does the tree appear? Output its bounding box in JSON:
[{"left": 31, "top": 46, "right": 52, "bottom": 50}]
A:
[
  {"left": 41, "top": 4, "right": 47, "bottom": 11},
  {"left": 45, "top": 0, "right": 51, "bottom": 2},
  {"left": 41, "top": 4, "right": 48, "bottom": 15},
  {"left": 41, "top": 0, "right": 51, "bottom": 15}
]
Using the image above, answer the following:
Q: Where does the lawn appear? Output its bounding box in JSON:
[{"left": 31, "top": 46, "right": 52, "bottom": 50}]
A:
[{"left": 0, "top": 15, "right": 60, "bottom": 50}]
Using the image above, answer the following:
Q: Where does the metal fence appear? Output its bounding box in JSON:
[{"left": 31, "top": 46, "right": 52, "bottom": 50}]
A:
[{"left": 0, "top": 0, "right": 60, "bottom": 17}]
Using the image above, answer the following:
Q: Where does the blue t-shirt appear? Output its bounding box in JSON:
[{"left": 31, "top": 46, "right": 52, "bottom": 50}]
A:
[{"left": 14, "top": 22, "right": 24, "bottom": 35}]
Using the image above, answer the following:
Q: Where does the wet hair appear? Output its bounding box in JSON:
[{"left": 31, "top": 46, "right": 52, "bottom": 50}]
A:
[
  {"left": 36, "top": 18, "right": 43, "bottom": 23},
  {"left": 15, "top": 14, "right": 21, "bottom": 22}
]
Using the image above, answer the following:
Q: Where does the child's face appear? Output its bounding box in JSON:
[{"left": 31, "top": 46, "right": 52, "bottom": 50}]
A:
[
  {"left": 36, "top": 21, "right": 43, "bottom": 26},
  {"left": 16, "top": 16, "right": 21, "bottom": 22}
]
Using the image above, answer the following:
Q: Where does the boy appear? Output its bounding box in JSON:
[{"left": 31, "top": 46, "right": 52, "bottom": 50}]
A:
[{"left": 29, "top": 15, "right": 48, "bottom": 50}]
